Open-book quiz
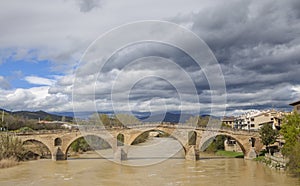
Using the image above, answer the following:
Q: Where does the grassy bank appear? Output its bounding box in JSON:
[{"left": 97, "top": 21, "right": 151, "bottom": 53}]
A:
[
  {"left": 215, "top": 150, "right": 244, "bottom": 158},
  {"left": 254, "top": 155, "right": 266, "bottom": 162}
]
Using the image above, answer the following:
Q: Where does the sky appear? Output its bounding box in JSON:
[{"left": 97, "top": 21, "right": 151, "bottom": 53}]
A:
[{"left": 0, "top": 0, "right": 300, "bottom": 116}]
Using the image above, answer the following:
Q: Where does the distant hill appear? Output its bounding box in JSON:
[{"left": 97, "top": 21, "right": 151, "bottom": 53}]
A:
[
  {"left": 11, "top": 110, "right": 73, "bottom": 122},
  {"left": 0, "top": 108, "right": 218, "bottom": 124},
  {"left": 138, "top": 112, "right": 195, "bottom": 123},
  {"left": 50, "top": 112, "right": 75, "bottom": 118},
  {"left": 50, "top": 111, "right": 218, "bottom": 123},
  {"left": 49, "top": 111, "right": 195, "bottom": 123}
]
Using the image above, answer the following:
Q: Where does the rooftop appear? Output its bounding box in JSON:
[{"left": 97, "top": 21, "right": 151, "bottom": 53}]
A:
[{"left": 290, "top": 100, "right": 300, "bottom": 106}]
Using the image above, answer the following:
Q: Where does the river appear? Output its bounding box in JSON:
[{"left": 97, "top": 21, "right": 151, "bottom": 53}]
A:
[{"left": 0, "top": 137, "right": 299, "bottom": 186}]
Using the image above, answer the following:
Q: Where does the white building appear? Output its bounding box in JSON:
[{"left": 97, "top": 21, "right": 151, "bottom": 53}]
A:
[
  {"left": 234, "top": 110, "right": 261, "bottom": 130},
  {"left": 234, "top": 110, "right": 287, "bottom": 130}
]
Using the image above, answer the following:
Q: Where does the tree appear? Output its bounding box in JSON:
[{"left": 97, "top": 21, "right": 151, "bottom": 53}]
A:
[
  {"left": 185, "top": 116, "right": 212, "bottom": 127},
  {"left": 115, "top": 114, "right": 141, "bottom": 126},
  {"left": 89, "top": 113, "right": 110, "bottom": 127},
  {"left": 185, "top": 116, "right": 198, "bottom": 126},
  {"left": 280, "top": 112, "right": 300, "bottom": 156},
  {"left": 287, "top": 142, "right": 300, "bottom": 175},
  {"left": 259, "top": 123, "right": 279, "bottom": 153},
  {"left": 280, "top": 112, "right": 300, "bottom": 175},
  {"left": 90, "top": 113, "right": 141, "bottom": 128},
  {"left": 70, "top": 137, "right": 90, "bottom": 152},
  {"left": 204, "top": 136, "right": 226, "bottom": 153},
  {"left": 44, "top": 115, "right": 52, "bottom": 121}
]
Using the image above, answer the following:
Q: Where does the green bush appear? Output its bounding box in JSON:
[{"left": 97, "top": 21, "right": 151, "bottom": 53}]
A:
[
  {"left": 70, "top": 136, "right": 111, "bottom": 152},
  {"left": 204, "top": 136, "right": 226, "bottom": 153},
  {"left": 16, "top": 127, "right": 34, "bottom": 133},
  {"left": 281, "top": 112, "right": 300, "bottom": 176}
]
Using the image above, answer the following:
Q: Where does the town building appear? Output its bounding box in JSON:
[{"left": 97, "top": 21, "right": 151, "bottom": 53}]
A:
[
  {"left": 234, "top": 110, "right": 287, "bottom": 130},
  {"left": 234, "top": 110, "right": 260, "bottom": 130},
  {"left": 221, "top": 116, "right": 235, "bottom": 128},
  {"left": 37, "top": 120, "right": 77, "bottom": 130},
  {"left": 253, "top": 110, "right": 286, "bottom": 130},
  {"left": 289, "top": 100, "right": 300, "bottom": 114},
  {"left": 224, "top": 137, "right": 242, "bottom": 152}
]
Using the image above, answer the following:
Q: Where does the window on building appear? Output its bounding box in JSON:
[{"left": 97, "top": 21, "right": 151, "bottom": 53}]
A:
[{"left": 250, "top": 124, "right": 255, "bottom": 127}]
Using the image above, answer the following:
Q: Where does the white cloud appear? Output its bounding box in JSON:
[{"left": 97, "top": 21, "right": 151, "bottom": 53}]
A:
[
  {"left": 24, "top": 76, "right": 56, "bottom": 86},
  {"left": 0, "top": 86, "right": 71, "bottom": 112}
]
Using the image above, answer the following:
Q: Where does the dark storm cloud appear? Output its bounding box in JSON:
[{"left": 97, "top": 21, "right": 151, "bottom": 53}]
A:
[
  {"left": 76, "top": 0, "right": 102, "bottom": 12},
  {"left": 102, "top": 42, "right": 201, "bottom": 73},
  {"left": 190, "top": 0, "right": 300, "bottom": 51},
  {"left": 91, "top": 42, "right": 211, "bottom": 103},
  {"left": 34, "top": 0, "right": 300, "bottom": 114},
  {"left": 170, "top": 0, "right": 300, "bottom": 113}
]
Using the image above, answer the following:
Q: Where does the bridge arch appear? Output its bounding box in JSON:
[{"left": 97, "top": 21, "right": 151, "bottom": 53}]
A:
[
  {"left": 22, "top": 138, "right": 52, "bottom": 158},
  {"left": 199, "top": 133, "right": 247, "bottom": 155},
  {"left": 128, "top": 128, "right": 187, "bottom": 153},
  {"left": 63, "top": 134, "right": 114, "bottom": 158}
]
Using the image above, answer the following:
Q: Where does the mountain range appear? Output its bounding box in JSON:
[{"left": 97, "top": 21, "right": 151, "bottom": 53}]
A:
[
  {"left": 1, "top": 109, "right": 215, "bottom": 123},
  {"left": 0, "top": 109, "right": 73, "bottom": 122}
]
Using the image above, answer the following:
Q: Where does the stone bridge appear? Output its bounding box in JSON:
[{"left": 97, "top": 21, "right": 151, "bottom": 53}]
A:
[{"left": 14, "top": 124, "right": 263, "bottom": 161}]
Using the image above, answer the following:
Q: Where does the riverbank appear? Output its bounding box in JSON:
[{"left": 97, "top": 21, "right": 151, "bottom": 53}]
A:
[
  {"left": 200, "top": 150, "right": 244, "bottom": 159},
  {"left": 215, "top": 150, "right": 244, "bottom": 158},
  {"left": 254, "top": 153, "right": 287, "bottom": 171},
  {"left": 0, "top": 158, "right": 19, "bottom": 169}
]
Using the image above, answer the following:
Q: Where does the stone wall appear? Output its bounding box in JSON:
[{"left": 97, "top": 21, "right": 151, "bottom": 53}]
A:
[{"left": 264, "top": 153, "right": 288, "bottom": 171}]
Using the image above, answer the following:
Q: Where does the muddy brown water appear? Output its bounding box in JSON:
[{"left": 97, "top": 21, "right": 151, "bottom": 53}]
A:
[{"left": 0, "top": 138, "right": 299, "bottom": 186}]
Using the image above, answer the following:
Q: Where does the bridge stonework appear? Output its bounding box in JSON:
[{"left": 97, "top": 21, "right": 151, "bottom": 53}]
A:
[{"left": 16, "top": 124, "right": 263, "bottom": 161}]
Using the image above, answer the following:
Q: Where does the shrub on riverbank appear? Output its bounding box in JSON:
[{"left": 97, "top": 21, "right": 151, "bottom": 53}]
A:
[
  {"left": 0, "top": 134, "right": 25, "bottom": 168},
  {"left": 0, "top": 158, "right": 19, "bottom": 168},
  {"left": 0, "top": 135, "right": 25, "bottom": 161},
  {"left": 254, "top": 156, "right": 271, "bottom": 165},
  {"left": 70, "top": 136, "right": 112, "bottom": 153}
]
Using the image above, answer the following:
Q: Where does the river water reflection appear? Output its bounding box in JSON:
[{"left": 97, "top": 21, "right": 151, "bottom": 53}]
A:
[{"left": 0, "top": 138, "right": 299, "bottom": 186}]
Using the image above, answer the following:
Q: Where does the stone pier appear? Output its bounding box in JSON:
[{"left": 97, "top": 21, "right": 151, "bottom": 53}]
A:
[
  {"left": 185, "top": 145, "right": 200, "bottom": 161},
  {"left": 114, "top": 147, "right": 128, "bottom": 161},
  {"left": 52, "top": 147, "right": 66, "bottom": 161}
]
